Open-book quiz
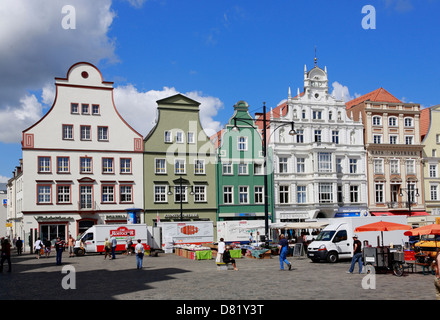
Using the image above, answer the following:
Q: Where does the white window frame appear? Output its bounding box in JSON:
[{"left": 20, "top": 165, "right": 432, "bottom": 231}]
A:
[
  {"left": 164, "top": 131, "right": 172, "bottom": 143},
  {"left": 318, "top": 152, "right": 332, "bottom": 173},
  {"left": 222, "top": 163, "right": 233, "bottom": 175},
  {"left": 154, "top": 185, "right": 167, "bottom": 203},
  {"left": 279, "top": 185, "right": 289, "bottom": 204},
  {"left": 223, "top": 186, "right": 234, "bottom": 204},
  {"left": 372, "top": 116, "right": 382, "bottom": 126},
  {"left": 238, "top": 163, "right": 248, "bottom": 175},
  {"left": 318, "top": 183, "right": 333, "bottom": 203},
  {"left": 193, "top": 185, "right": 206, "bottom": 202},
  {"left": 187, "top": 132, "right": 195, "bottom": 144},
  {"left": 297, "top": 185, "right": 306, "bottom": 204},
  {"left": 239, "top": 186, "right": 249, "bottom": 204},
  {"left": 237, "top": 136, "right": 248, "bottom": 151},
  {"left": 254, "top": 186, "right": 264, "bottom": 204},
  {"left": 374, "top": 159, "right": 384, "bottom": 174},
  {"left": 194, "top": 159, "right": 205, "bottom": 175},
  {"left": 430, "top": 164, "right": 438, "bottom": 178},
  {"left": 174, "top": 159, "right": 186, "bottom": 174},
  {"left": 390, "top": 159, "right": 400, "bottom": 174},
  {"left": 155, "top": 158, "right": 167, "bottom": 174},
  {"left": 404, "top": 117, "right": 414, "bottom": 127}
]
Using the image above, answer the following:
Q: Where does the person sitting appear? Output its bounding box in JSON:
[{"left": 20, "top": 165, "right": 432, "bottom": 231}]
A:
[{"left": 223, "top": 246, "right": 238, "bottom": 271}]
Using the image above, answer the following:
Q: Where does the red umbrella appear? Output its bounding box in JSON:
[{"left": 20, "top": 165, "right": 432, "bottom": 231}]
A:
[
  {"left": 404, "top": 224, "right": 440, "bottom": 254},
  {"left": 404, "top": 224, "right": 440, "bottom": 236},
  {"left": 355, "top": 221, "right": 411, "bottom": 247}
]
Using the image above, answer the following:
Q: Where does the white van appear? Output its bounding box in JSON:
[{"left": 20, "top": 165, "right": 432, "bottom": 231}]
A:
[
  {"left": 74, "top": 224, "right": 156, "bottom": 256},
  {"left": 307, "top": 216, "right": 408, "bottom": 263}
]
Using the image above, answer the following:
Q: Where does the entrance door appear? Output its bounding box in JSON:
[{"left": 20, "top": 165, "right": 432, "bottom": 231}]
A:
[
  {"left": 78, "top": 220, "right": 95, "bottom": 237},
  {"left": 40, "top": 224, "right": 67, "bottom": 244}
]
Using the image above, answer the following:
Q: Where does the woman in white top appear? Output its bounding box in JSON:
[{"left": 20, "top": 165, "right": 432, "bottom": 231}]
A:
[
  {"left": 217, "top": 238, "right": 225, "bottom": 263},
  {"left": 33, "top": 238, "right": 43, "bottom": 259}
]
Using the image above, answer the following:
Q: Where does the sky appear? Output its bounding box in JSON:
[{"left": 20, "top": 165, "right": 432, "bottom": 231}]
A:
[{"left": 1, "top": 0, "right": 440, "bottom": 182}]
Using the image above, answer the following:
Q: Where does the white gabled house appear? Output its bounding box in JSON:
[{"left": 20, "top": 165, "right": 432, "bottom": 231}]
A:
[{"left": 21, "top": 62, "right": 144, "bottom": 244}]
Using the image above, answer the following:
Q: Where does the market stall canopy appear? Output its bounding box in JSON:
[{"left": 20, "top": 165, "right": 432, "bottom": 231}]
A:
[
  {"left": 404, "top": 224, "right": 440, "bottom": 236},
  {"left": 270, "top": 222, "right": 329, "bottom": 229},
  {"left": 355, "top": 220, "right": 411, "bottom": 247},
  {"left": 355, "top": 221, "right": 411, "bottom": 232}
]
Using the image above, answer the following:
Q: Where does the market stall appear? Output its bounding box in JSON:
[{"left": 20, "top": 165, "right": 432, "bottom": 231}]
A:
[
  {"left": 174, "top": 244, "right": 213, "bottom": 260},
  {"left": 355, "top": 220, "right": 411, "bottom": 276}
]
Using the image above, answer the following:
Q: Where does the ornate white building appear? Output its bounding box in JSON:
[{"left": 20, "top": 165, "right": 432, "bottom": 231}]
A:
[
  {"left": 20, "top": 62, "right": 144, "bottom": 245},
  {"left": 270, "top": 61, "right": 368, "bottom": 222}
]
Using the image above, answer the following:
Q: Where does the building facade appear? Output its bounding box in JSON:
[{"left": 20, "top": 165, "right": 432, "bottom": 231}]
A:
[
  {"left": 21, "top": 62, "right": 144, "bottom": 244},
  {"left": 6, "top": 160, "right": 24, "bottom": 242},
  {"left": 143, "top": 94, "right": 217, "bottom": 229},
  {"left": 214, "top": 101, "right": 274, "bottom": 222},
  {"left": 421, "top": 105, "right": 440, "bottom": 216},
  {"left": 270, "top": 62, "right": 368, "bottom": 222},
  {"left": 346, "top": 88, "right": 427, "bottom": 217}
]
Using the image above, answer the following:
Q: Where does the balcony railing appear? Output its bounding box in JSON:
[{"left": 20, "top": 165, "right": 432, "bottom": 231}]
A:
[{"left": 386, "top": 201, "right": 417, "bottom": 209}]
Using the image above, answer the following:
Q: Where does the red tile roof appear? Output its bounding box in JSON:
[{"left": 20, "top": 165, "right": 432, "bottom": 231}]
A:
[
  {"left": 420, "top": 107, "right": 430, "bottom": 140},
  {"left": 345, "top": 87, "right": 402, "bottom": 109}
]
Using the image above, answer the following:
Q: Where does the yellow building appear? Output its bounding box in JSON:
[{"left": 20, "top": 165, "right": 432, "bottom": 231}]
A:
[{"left": 421, "top": 105, "right": 440, "bottom": 221}]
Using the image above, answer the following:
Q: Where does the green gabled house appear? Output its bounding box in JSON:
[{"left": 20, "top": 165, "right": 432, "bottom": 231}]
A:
[
  {"left": 213, "top": 101, "right": 274, "bottom": 222},
  {"left": 143, "top": 94, "right": 217, "bottom": 228}
]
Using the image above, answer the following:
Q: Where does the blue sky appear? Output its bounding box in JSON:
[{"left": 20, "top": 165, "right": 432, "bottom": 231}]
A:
[{"left": 1, "top": 0, "right": 439, "bottom": 182}]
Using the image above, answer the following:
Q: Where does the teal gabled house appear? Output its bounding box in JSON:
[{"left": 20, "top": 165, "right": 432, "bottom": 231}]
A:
[{"left": 213, "top": 101, "right": 274, "bottom": 222}]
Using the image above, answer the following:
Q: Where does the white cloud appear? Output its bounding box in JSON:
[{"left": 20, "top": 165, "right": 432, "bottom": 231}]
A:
[
  {"left": 0, "top": 176, "right": 9, "bottom": 183},
  {"left": 123, "top": 0, "right": 148, "bottom": 8},
  {"left": 113, "top": 85, "right": 224, "bottom": 138},
  {"left": 331, "top": 81, "right": 359, "bottom": 102},
  {"left": 384, "top": 0, "right": 413, "bottom": 13},
  {"left": 0, "top": 94, "right": 44, "bottom": 143},
  {"left": 0, "top": 0, "right": 117, "bottom": 143}
]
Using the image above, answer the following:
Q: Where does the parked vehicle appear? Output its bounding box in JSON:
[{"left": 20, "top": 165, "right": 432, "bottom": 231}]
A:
[
  {"left": 74, "top": 224, "right": 162, "bottom": 256},
  {"left": 307, "top": 216, "right": 408, "bottom": 263}
]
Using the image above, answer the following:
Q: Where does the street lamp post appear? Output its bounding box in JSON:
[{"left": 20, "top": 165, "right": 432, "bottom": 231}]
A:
[
  {"left": 232, "top": 102, "right": 295, "bottom": 241},
  {"left": 168, "top": 176, "right": 194, "bottom": 221},
  {"left": 399, "top": 181, "right": 419, "bottom": 217}
]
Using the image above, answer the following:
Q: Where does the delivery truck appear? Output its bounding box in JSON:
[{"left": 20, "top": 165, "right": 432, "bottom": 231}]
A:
[
  {"left": 74, "top": 224, "right": 162, "bottom": 256},
  {"left": 307, "top": 216, "right": 408, "bottom": 263}
]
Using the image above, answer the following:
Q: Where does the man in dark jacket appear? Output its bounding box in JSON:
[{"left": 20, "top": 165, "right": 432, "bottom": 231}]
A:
[{"left": 55, "top": 237, "right": 65, "bottom": 265}]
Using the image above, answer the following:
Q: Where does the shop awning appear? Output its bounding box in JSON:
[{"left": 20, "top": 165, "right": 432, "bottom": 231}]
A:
[{"left": 370, "top": 211, "right": 429, "bottom": 217}]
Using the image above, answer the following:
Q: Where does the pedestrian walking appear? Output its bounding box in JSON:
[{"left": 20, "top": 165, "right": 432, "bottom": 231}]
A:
[
  {"left": 135, "top": 239, "right": 145, "bottom": 269},
  {"left": 104, "top": 237, "right": 111, "bottom": 260},
  {"left": 278, "top": 234, "right": 292, "bottom": 271},
  {"left": 44, "top": 238, "right": 52, "bottom": 258},
  {"left": 15, "top": 237, "right": 23, "bottom": 255},
  {"left": 110, "top": 235, "right": 117, "bottom": 259},
  {"left": 34, "top": 237, "right": 43, "bottom": 259},
  {"left": 125, "top": 235, "right": 133, "bottom": 255},
  {"left": 55, "top": 237, "right": 65, "bottom": 265},
  {"left": 347, "top": 235, "right": 363, "bottom": 274},
  {"left": 0, "top": 239, "right": 12, "bottom": 273},
  {"left": 68, "top": 235, "right": 75, "bottom": 257}
]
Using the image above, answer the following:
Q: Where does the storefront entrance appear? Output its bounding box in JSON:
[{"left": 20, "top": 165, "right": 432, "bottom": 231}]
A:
[{"left": 40, "top": 224, "right": 67, "bottom": 243}]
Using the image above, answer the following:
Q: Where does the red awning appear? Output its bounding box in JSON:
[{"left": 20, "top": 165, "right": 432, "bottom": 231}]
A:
[{"left": 370, "top": 211, "right": 429, "bottom": 217}]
